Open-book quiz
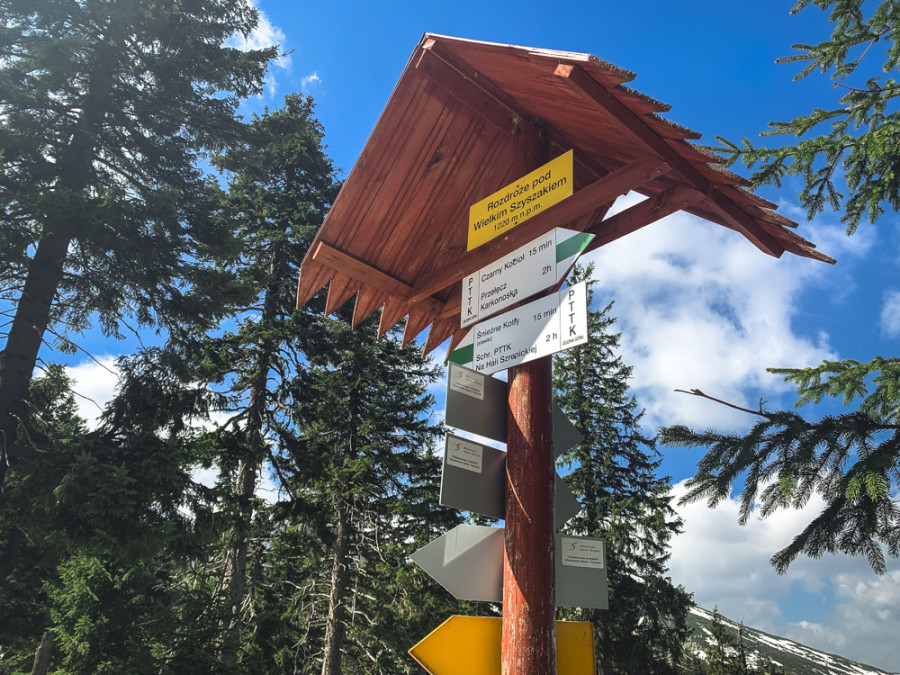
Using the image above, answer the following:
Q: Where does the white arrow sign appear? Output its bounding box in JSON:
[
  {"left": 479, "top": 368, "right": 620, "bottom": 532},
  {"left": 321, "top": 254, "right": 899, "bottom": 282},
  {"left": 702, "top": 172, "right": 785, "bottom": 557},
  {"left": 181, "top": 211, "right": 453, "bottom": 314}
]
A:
[
  {"left": 410, "top": 525, "right": 505, "bottom": 603},
  {"left": 411, "top": 525, "right": 608, "bottom": 608},
  {"left": 461, "top": 228, "right": 594, "bottom": 327},
  {"left": 448, "top": 281, "right": 588, "bottom": 375}
]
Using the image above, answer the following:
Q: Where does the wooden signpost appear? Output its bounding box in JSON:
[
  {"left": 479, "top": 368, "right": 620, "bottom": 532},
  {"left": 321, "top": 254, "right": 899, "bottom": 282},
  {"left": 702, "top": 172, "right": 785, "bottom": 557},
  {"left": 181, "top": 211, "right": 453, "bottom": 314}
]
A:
[{"left": 296, "top": 34, "right": 830, "bottom": 675}]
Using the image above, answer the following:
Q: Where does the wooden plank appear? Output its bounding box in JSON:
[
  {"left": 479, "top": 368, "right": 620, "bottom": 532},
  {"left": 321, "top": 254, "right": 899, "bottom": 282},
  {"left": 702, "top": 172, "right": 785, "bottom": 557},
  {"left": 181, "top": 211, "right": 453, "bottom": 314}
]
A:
[
  {"left": 416, "top": 46, "right": 519, "bottom": 137},
  {"left": 421, "top": 317, "right": 457, "bottom": 356},
  {"left": 377, "top": 296, "right": 408, "bottom": 339},
  {"left": 402, "top": 307, "right": 432, "bottom": 348},
  {"left": 312, "top": 242, "right": 412, "bottom": 298},
  {"left": 425, "top": 39, "right": 541, "bottom": 125},
  {"left": 406, "top": 157, "right": 669, "bottom": 305},
  {"left": 585, "top": 183, "right": 705, "bottom": 252},
  {"left": 311, "top": 242, "right": 447, "bottom": 320},
  {"left": 371, "top": 92, "right": 493, "bottom": 283},
  {"left": 555, "top": 63, "right": 786, "bottom": 258},
  {"left": 324, "top": 272, "right": 360, "bottom": 317},
  {"left": 295, "top": 261, "right": 334, "bottom": 309},
  {"left": 349, "top": 79, "right": 459, "bottom": 275},
  {"left": 299, "top": 67, "right": 431, "bottom": 270},
  {"left": 445, "top": 328, "right": 469, "bottom": 359},
  {"left": 352, "top": 287, "right": 386, "bottom": 330}
]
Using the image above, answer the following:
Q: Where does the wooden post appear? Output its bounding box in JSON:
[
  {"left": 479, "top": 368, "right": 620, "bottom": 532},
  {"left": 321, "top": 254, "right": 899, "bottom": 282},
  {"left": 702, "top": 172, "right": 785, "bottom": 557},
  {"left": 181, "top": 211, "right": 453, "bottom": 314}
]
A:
[
  {"left": 501, "top": 124, "right": 556, "bottom": 674},
  {"left": 502, "top": 357, "right": 556, "bottom": 674}
]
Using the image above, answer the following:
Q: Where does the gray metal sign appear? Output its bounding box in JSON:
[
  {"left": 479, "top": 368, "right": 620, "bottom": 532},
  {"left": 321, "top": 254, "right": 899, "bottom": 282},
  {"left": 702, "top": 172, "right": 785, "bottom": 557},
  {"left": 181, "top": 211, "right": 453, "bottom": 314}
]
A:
[
  {"left": 439, "top": 436, "right": 505, "bottom": 520},
  {"left": 411, "top": 524, "right": 608, "bottom": 608},
  {"left": 410, "top": 524, "right": 503, "bottom": 603},
  {"left": 439, "top": 434, "right": 582, "bottom": 529},
  {"left": 446, "top": 363, "right": 583, "bottom": 455},
  {"left": 556, "top": 534, "right": 608, "bottom": 610}
]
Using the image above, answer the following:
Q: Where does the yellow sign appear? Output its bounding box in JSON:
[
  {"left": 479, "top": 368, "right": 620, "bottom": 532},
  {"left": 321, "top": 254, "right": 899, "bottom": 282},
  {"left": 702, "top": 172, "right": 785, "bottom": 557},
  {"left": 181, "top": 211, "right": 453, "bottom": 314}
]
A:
[
  {"left": 467, "top": 149, "right": 574, "bottom": 251},
  {"left": 409, "top": 615, "right": 595, "bottom": 675}
]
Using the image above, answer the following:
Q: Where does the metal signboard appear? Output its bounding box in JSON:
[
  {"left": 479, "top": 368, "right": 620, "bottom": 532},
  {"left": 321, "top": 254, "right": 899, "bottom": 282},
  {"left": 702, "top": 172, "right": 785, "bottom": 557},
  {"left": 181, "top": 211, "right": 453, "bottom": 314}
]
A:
[
  {"left": 439, "top": 436, "right": 505, "bottom": 519},
  {"left": 439, "top": 434, "right": 582, "bottom": 529},
  {"left": 556, "top": 534, "right": 608, "bottom": 610},
  {"left": 445, "top": 363, "right": 583, "bottom": 454},
  {"left": 411, "top": 525, "right": 607, "bottom": 609},
  {"left": 448, "top": 281, "right": 588, "bottom": 375},
  {"left": 410, "top": 525, "right": 504, "bottom": 603},
  {"left": 409, "top": 616, "right": 595, "bottom": 675},
  {"left": 467, "top": 150, "right": 573, "bottom": 251},
  {"left": 461, "top": 227, "right": 594, "bottom": 327}
]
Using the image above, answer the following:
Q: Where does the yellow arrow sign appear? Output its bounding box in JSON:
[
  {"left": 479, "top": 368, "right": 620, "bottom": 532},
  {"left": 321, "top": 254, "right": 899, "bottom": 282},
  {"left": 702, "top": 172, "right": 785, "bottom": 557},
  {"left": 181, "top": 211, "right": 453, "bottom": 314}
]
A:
[{"left": 409, "top": 616, "right": 595, "bottom": 675}]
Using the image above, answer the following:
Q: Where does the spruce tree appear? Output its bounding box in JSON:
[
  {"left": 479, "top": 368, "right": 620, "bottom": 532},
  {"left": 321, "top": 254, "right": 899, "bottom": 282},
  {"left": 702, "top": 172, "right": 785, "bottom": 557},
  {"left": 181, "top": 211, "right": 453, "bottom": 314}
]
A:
[
  {"left": 0, "top": 362, "right": 218, "bottom": 673},
  {"left": 706, "top": 607, "right": 743, "bottom": 675},
  {"left": 709, "top": 0, "right": 900, "bottom": 233},
  {"left": 0, "top": 0, "right": 276, "bottom": 480},
  {"left": 664, "top": 1, "right": 900, "bottom": 576},
  {"left": 199, "top": 93, "right": 338, "bottom": 670},
  {"left": 662, "top": 359, "right": 900, "bottom": 573},
  {"left": 553, "top": 265, "right": 692, "bottom": 674},
  {"left": 267, "top": 311, "right": 457, "bottom": 675}
]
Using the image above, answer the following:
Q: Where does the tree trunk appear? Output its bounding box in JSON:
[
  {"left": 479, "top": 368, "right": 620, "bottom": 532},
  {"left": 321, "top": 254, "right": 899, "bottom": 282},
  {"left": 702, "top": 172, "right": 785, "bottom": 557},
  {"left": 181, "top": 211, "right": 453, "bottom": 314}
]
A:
[
  {"left": 219, "top": 456, "right": 258, "bottom": 669},
  {"left": 218, "top": 245, "right": 285, "bottom": 668},
  {"left": 0, "top": 39, "right": 115, "bottom": 483},
  {"left": 593, "top": 607, "right": 614, "bottom": 675},
  {"left": 30, "top": 631, "right": 55, "bottom": 675},
  {"left": 321, "top": 496, "right": 352, "bottom": 675},
  {"left": 0, "top": 230, "right": 71, "bottom": 471}
]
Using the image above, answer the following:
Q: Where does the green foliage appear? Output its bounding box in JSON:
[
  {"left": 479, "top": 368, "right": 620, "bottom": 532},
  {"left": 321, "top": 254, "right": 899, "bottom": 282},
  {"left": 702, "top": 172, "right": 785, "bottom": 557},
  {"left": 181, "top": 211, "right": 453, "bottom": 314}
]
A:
[
  {"left": 554, "top": 265, "right": 692, "bottom": 673},
  {"left": 706, "top": 0, "right": 900, "bottom": 232},
  {"left": 259, "top": 311, "right": 465, "bottom": 674},
  {"left": 662, "top": 357, "right": 900, "bottom": 573},
  {"left": 0, "top": 0, "right": 276, "bottom": 339},
  {"left": 0, "top": 365, "right": 222, "bottom": 673}
]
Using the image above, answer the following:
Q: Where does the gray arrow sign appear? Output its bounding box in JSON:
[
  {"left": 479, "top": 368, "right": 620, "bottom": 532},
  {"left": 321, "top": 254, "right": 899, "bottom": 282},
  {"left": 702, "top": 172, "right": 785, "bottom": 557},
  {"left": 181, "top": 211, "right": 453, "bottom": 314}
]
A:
[
  {"left": 439, "top": 434, "right": 580, "bottom": 529},
  {"left": 446, "top": 363, "right": 582, "bottom": 455},
  {"left": 410, "top": 524, "right": 504, "bottom": 603},
  {"left": 411, "top": 525, "right": 607, "bottom": 608}
]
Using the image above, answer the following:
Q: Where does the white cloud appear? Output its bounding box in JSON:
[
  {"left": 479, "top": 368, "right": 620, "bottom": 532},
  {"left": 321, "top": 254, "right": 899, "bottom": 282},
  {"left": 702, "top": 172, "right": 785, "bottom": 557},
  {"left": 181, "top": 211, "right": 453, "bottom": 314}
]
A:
[
  {"left": 669, "top": 480, "right": 900, "bottom": 671},
  {"left": 301, "top": 71, "right": 322, "bottom": 91},
  {"left": 879, "top": 289, "right": 900, "bottom": 338},
  {"left": 226, "top": 1, "right": 291, "bottom": 96},
  {"left": 581, "top": 199, "right": 868, "bottom": 431},
  {"left": 65, "top": 356, "right": 121, "bottom": 427}
]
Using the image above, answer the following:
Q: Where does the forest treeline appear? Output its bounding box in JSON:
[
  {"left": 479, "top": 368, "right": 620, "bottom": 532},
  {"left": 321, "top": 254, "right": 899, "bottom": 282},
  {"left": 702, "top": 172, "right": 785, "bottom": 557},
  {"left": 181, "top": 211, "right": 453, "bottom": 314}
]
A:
[{"left": 0, "top": 1, "right": 776, "bottom": 673}]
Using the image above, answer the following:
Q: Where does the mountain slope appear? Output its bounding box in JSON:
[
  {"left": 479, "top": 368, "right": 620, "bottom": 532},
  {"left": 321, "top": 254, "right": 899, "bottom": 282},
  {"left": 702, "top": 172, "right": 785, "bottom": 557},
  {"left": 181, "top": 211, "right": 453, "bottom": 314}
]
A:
[{"left": 685, "top": 606, "right": 894, "bottom": 675}]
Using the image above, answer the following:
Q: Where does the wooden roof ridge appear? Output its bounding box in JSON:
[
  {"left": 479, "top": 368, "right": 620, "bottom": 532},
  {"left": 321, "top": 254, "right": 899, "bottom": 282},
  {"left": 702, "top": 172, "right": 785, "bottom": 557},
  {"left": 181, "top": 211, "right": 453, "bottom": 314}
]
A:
[{"left": 296, "top": 34, "right": 834, "bottom": 355}]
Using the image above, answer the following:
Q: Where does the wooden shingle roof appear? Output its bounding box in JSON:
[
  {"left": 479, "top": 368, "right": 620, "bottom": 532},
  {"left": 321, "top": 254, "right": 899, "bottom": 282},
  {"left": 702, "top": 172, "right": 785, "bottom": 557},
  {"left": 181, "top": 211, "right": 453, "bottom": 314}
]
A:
[{"left": 297, "top": 34, "right": 833, "bottom": 354}]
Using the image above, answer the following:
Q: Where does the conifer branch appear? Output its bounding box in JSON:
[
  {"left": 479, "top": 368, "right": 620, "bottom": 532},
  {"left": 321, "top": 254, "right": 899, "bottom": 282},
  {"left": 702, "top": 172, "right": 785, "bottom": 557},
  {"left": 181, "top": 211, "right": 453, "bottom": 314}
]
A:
[{"left": 674, "top": 388, "right": 771, "bottom": 418}]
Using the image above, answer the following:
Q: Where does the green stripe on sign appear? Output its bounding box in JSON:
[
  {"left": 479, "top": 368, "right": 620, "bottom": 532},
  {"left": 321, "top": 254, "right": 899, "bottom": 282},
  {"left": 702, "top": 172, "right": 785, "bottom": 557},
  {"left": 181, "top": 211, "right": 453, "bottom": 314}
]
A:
[
  {"left": 447, "top": 343, "right": 474, "bottom": 367},
  {"left": 556, "top": 232, "right": 595, "bottom": 263}
]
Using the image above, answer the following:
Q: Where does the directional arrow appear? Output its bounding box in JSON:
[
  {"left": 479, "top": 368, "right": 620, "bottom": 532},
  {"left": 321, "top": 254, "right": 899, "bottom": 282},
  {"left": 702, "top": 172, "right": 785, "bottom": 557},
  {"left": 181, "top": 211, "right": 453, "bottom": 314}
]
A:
[
  {"left": 449, "top": 282, "right": 588, "bottom": 375},
  {"left": 409, "top": 616, "right": 595, "bottom": 675},
  {"left": 440, "top": 434, "right": 581, "bottom": 528},
  {"left": 461, "top": 227, "right": 594, "bottom": 327},
  {"left": 411, "top": 526, "right": 607, "bottom": 609},
  {"left": 446, "top": 362, "right": 582, "bottom": 454},
  {"left": 410, "top": 525, "right": 504, "bottom": 603}
]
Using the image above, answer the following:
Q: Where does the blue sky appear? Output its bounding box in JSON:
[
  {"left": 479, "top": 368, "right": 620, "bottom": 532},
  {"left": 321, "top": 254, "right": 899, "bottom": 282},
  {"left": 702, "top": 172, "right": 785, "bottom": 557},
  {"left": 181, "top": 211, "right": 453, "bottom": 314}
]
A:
[{"left": 54, "top": 1, "right": 900, "bottom": 671}]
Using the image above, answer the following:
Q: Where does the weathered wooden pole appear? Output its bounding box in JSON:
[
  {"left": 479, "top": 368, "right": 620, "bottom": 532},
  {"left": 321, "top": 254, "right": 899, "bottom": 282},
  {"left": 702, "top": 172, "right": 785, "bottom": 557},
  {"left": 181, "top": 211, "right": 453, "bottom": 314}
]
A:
[
  {"left": 501, "top": 125, "right": 556, "bottom": 674},
  {"left": 502, "top": 356, "right": 556, "bottom": 674}
]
